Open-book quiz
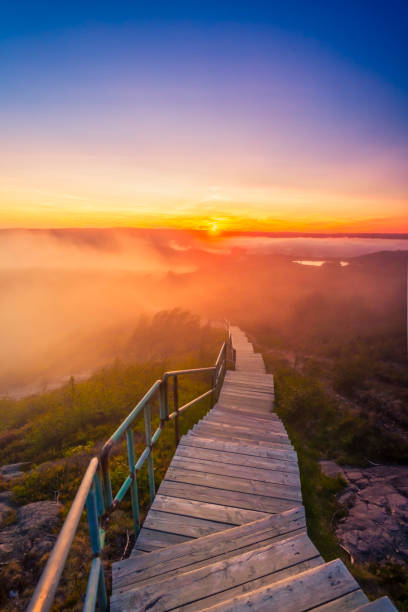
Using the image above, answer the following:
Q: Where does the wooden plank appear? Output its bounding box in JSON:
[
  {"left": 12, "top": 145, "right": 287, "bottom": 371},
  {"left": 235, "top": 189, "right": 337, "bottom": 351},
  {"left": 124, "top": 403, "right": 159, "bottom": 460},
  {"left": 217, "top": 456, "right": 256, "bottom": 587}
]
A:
[
  {"left": 204, "top": 418, "right": 283, "bottom": 436},
  {"left": 171, "top": 456, "right": 300, "bottom": 487},
  {"left": 311, "top": 590, "right": 368, "bottom": 610},
  {"left": 215, "top": 401, "right": 273, "bottom": 414},
  {"left": 202, "top": 417, "right": 285, "bottom": 436},
  {"left": 189, "top": 431, "right": 291, "bottom": 451},
  {"left": 118, "top": 528, "right": 308, "bottom": 591},
  {"left": 175, "top": 444, "right": 299, "bottom": 473},
  {"left": 180, "top": 433, "right": 298, "bottom": 461},
  {"left": 143, "top": 509, "right": 234, "bottom": 538},
  {"left": 208, "top": 411, "right": 280, "bottom": 427},
  {"left": 195, "top": 421, "right": 289, "bottom": 442},
  {"left": 203, "top": 415, "right": 286, "bottom": 434},
  {"left": 208, "top": 408, "right": 280, "bottom": 424},
  {"left": 219, "top": 390, "right": 272, "bottom": 401},
  {"left": 220, "top": 386, "right": 274, "bottom": 397},
  {"left": 213, "top": 404, "right": 278, "bottom": 418},
  {"left": 191, "top": 559, "right": 361, "bottom": 612},
  {"left": 111, "top": 533, "right": 321, "bottom": 611},
  {"left": 223, "top": 376, "right": 275, "bottom": 393},
  {"left": 114, "top": 509, "right": 306, "bottom": 590},
  {"left": 213, "top": 405, "right": 280, "bottom": 422},
  {"left": 179, "top": 558, "right": 324, "bottom": 612},
  {"left": 215, "top": 403, "right": 277, "bottom": 418},
  {"left": 191, "top": 426, "right": 293, "bottom": 448},
  {"left": 158, "top": 479, "right": 298, "bottom": 513},
  {"left": 217, "top": 396, "right": 271, "bottom": 406},
  {"left": 224, "top": 371, "right": 275, "bottom": 388},
  {"left": 225, "top": 370, "right": 273, "bottom": 379},
  {"left": 164, "top": 466, "right": 302, "bottom": 501},
  {"left": 352, "top": 598, "right": 397, "bottom": 612},
  {"left": 135, "top": 528, "right": 192, "bottom": 551},
  {"left": 151, "top": 494, "right": 269, "bottom": 524},
  {"left": 223, "top": 381, "right": 274, "bottom": 391},
  {"left": 193, "top": 421, "right": 287, "bottom": 439}
]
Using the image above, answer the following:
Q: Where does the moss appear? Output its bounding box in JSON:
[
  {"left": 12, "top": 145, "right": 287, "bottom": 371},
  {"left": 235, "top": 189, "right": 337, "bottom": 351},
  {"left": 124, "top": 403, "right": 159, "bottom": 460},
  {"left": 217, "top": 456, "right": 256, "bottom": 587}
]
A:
[{"left": 0, "top": 509, "right": 18, "bottom": 529}]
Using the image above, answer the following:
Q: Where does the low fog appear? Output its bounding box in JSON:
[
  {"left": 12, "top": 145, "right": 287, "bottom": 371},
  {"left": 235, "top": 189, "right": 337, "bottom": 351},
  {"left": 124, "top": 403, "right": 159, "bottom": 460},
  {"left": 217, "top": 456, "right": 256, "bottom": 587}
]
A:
[{"left": 1, "top": 228, "right": 406, "bottom": 396}]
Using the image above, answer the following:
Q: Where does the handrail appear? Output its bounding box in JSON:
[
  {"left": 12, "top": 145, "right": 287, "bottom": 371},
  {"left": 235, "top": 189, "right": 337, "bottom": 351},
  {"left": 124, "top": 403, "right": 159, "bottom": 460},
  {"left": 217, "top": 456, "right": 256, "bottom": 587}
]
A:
[
  {"left": 28, "top": 330, "right": 235, "bottom": 612},
  {"left": 27, "top": 458, "right": 106, "bottom": 612}
]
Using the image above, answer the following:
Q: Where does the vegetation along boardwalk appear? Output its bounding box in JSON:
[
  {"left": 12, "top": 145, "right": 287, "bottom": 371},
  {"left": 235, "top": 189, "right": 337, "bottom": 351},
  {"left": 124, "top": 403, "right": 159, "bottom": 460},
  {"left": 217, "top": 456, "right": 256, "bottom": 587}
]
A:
[{"left": 111, "top": 327, "right": 397, "bottom": 611}]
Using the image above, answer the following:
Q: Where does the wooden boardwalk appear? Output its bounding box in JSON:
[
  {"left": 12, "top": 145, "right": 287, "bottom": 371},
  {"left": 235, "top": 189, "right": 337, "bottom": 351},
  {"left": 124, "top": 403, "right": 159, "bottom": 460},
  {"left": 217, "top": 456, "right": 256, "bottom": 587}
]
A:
[{"left": 111, "top": 327, "right": 396, "bottom": 611}]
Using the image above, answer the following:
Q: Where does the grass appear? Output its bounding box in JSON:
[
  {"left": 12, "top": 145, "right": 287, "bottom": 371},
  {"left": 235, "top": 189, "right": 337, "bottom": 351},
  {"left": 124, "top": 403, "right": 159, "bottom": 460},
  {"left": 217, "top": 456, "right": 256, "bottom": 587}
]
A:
[
  {"left": 259, "top": 349, "right": 408, "bottom": 611},
  {"left": 0, "top": 311, "right": 225, "bottom": 610}
]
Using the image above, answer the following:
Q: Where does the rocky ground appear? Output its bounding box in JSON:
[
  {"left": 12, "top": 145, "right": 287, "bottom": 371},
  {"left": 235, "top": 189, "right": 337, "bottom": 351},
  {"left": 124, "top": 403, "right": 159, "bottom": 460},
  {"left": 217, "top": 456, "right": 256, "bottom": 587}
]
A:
[
  {"left": 320, "top": 460, "right": 408, "bottom": 565},
  {"left": 0, "top": 463, "right": 61, "bottom": 609}
]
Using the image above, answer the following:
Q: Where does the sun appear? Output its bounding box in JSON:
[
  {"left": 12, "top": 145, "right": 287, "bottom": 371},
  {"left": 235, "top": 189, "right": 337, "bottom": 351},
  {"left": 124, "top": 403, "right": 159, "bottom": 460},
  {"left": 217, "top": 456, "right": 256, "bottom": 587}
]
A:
[{"left": 209, "top": 221, "right": 219, "bottom": 234}]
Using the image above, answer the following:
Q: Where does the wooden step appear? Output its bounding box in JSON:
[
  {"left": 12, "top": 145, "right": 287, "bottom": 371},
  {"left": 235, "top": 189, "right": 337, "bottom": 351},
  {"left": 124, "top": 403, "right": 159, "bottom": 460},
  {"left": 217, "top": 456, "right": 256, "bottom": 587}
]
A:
[
  {"left": 113, "top": 509, "right": 306, "bottom": 591},
  {"left": 158, "top": 479, "right": 301, "bottom": 513},
  {"left": 191, "top": 426, "right": 293, "bottom": 449},
  {"left": 180, "top": 433, "right": 298, "bottom": 462},
  {"left": 202, "top": 414, "right": 286, "bottom": 434},
  {"left": 111, "top": 532, "right": 323, "bottom": 611},
  {"left": 163, "top": 465, "right": 302, "bottom": 502},
  {"left": 175, "top": 443, "right": 299, "bottom": 473},
  {"left": 193, "top": 559, "right": 362, "bottom": 612},
  {"left": 212, "top": 405, "right": 279, "bottom": 422},
  {"left": 353, "top": 598, "right": 397, "bottom": 611},
  {"left": 194, "top": 421, "right": 289, "bottom": 443},
  {"left": 171, "top": 455, "right": 301, "bottom": 487}
]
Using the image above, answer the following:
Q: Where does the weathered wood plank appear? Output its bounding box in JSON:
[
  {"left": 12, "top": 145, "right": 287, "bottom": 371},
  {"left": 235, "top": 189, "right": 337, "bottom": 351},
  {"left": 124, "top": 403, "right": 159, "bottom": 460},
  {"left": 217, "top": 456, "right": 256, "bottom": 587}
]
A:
[
  {"left": 352, "top": 598, "right": 397, "bottom": 611},
  {"left": 171, "top": 455, "right": 300, "bottom": 487},
  {"left": 143, "top": 510, "right": 234, "bottom": 538},
  {"left": 151, "top": 494, "right": 269, "bottom": 524},
  {"left": 180, "top": 433, "right": 298, "bottom": 461},
  {"left": 164, "top": 466, "right": 302, "bottom": 501},
  {"left": 213, "top": 404, "right": 279, "bottom": 420},
  {"left": 214, "top": 400, "right": 274, "bottom": 414},
  {"left": 206, "top": 416, "right": 282, "bottom": 432},
  {"left": 202, "top": 415, "right": 286, "bottom": 434},
  {"left": 179, "top": 558, "right": 324, "bottom": 612},
  {"left": 158, "top": 479, "right": 298, "bottom": 513},
  {"left": 113, "top": 509, "right": 306, "bottom": 589},
  {"left": 191, "top": 426, "right": 293, "bottom": 449},
  {"left": 175, "top": 444, "right": 299, "bottom": 473},
  {"left": 213, "top": 405, "right": 280, "bottom": 422},
  {"left": 191, "top": 559, "right": 361, "bottom": 612},
  {"left": 135, "top": 528, "right": 192, "bottom": 551},
  {"left": 111, "top": 533, "right": 321, "bottom": 611},
  {"left": 194, "top": 422, "right": 289, "bottom": 443},
  {"left": 120, "top": 528, "right": 308, "bottom": 591},
  {"left": 311, "top": 590, "right": 369, "bottom": 610}
]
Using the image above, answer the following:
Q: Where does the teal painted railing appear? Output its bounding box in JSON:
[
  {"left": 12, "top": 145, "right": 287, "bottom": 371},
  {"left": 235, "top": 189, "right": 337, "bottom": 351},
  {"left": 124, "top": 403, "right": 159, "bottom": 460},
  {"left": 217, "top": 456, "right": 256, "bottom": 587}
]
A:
[{"left": 27, "top": 333, "right": 235, "bottom": 612}]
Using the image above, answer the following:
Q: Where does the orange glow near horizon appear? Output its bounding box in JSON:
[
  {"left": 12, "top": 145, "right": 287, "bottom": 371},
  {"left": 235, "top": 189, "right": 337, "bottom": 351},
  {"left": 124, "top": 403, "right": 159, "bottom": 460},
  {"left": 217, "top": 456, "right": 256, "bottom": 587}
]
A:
[{"left": 1, "top": 165, "right": 407, "bottom": 233}]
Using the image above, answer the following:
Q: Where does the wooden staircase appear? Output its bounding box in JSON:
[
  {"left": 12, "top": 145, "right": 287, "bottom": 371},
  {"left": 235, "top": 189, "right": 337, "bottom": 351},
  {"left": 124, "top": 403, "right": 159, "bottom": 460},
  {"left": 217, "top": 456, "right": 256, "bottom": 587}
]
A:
[{"left": 110, "top": 327, "right": 396, "bottom": 611}]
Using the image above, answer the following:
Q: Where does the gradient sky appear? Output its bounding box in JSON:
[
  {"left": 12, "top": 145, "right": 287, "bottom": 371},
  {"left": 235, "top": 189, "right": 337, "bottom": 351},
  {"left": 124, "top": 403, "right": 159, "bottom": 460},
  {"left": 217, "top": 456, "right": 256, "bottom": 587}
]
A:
[{"left": 1, "top": 1, "right": 407, "bottom": 231}]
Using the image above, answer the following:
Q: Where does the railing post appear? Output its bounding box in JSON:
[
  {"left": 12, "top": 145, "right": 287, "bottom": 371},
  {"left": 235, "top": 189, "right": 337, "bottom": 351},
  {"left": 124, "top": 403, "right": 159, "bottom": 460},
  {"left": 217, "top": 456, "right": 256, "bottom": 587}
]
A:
[
  {"left": 126, "top": 428, "right": 140, "bottom": 535},
  {"left": 173, "top": 374, "right": 180, "bottom": 446},
  {"left": 98, "top": 560, "right": 108, "bottom": 611},
  {"left": 159, "top": 378, "right": 168, "bottom": 422},
  {"left": 85, "top": 482, "right": 108, "bottom": 611},
  {"left": 144, "top": 404, "right": 156, "bottom": 502},
  {"left": 211, "top": 367, "right": 217, "bottom": 406},
  {"left": 100, "top": 452, "right": 113, "bottom": 510}
]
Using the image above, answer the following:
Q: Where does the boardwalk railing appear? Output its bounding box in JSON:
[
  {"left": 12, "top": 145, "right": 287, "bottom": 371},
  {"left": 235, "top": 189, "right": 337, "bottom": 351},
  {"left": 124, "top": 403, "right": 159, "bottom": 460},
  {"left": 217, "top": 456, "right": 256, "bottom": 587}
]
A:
[{"left": 28, "top": 333, "right": 235, "bottom": 612}]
